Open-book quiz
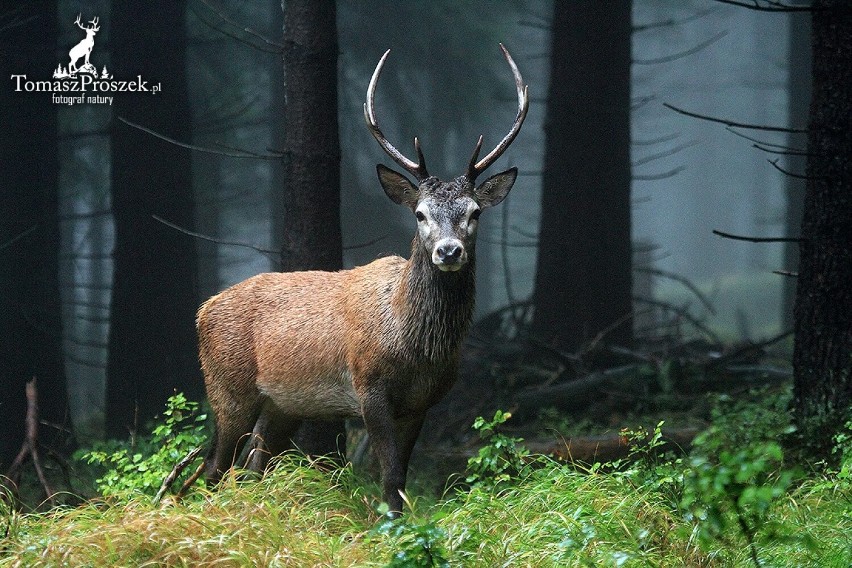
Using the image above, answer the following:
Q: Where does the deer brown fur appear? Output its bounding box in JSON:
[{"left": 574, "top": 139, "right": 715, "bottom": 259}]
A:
[{"left": 198, "top": 44, "right": 528, "bottom": 515}]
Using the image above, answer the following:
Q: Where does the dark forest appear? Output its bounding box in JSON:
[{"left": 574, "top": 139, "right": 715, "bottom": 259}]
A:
[{"left": 1, "top": 1, "right": 850, "bottom": 565}]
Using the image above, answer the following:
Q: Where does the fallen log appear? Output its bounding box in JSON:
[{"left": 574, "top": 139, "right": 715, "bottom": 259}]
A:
[{"left": 525, "top": 427, "right": 701, "bottom": 463}]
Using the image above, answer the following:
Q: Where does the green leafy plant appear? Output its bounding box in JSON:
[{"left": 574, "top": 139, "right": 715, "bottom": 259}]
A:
[
  {"left": 76, "top": 393, "right": 208, "bottom": 499},
  {"left": 610, "top": 421, "right": 684, "bottom": 506},
  {"left": 682, "top": 436, "right": 799, "bottom": 568},
  {"left": 678, "top": 389, "right": 805, "bottom": 567},
  {"left": 465, "top": 410, "right": 529, "bottom": 489},
  {"left": 831, "top": 420, "right": 852, "bottom": 484},
  {"left": 373, "top": 504, "right": 450, "bottom": 568}
]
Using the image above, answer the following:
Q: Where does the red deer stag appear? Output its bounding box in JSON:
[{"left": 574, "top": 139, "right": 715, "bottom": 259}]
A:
[{"left": 198, "top": 44, "right": 528, "bottom": 515}]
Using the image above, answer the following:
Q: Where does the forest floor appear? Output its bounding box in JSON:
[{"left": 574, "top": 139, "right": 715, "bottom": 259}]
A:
[
  {"left": 4, "top": 324, "right": 848, "bottom": 566},
  {"left": 1, "top": 435, "right": 849, "bottom": 567}
]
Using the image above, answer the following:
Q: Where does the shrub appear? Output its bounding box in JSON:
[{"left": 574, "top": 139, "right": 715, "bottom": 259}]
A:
[{"left": 75, "top": 393, "right": 208, "bottom": 499}]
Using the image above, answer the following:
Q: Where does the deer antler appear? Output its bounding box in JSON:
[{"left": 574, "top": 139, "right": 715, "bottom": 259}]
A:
[
  {"left": 364, "top": 50, "right": 430, "bottom": 182},
  {"left": 464, "top": 44, "right": 529, "bottom": 182},
  {"left": 90, "top": 17, "right": 99, "bottom": 29},
  {"left": 74, "top": 14, "right": 83, "bottom": 28}
]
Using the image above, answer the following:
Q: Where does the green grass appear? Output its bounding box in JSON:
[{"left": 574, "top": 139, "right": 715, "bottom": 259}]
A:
[{"left": 2, "top": 455, "right": 849, "bottom": 567}]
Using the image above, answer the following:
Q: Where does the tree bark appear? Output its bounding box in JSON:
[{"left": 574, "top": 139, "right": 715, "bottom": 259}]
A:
[
  {"left": 782, "top": 7, "right": 811, "bottom": 330},
  {"left": 276, "top": 0, "right": 346, "bottom": 457},
  {"left": 531, "top": 1, "right": 633, "bottom": 352},
  {"left": 0, "top": 1, "right": 71, "bottom": 466},
  {"left": 106, "top": 1, "right": 201, "bottom": 438},
  {"left": 792, "top": 1, "right": 852, "bottom": 459}
]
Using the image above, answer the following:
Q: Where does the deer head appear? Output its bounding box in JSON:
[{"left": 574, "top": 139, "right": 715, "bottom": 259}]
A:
[{"left": 364, "top": 44, "right": 529, "bottom": 272}]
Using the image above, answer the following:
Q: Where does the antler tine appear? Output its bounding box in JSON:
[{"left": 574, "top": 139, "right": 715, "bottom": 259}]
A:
[
  {"left": 364, "top": 49, "right": 429, "bottom": 181},
  {"left": 465, "top": 135, "right": 483, "bottom": 179},
  {"left": 465, "top": 43, "right": 529, "bottom": 181}
]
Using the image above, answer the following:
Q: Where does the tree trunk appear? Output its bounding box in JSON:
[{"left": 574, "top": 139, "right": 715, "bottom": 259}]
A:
[
  {"left": 782, "top": 7, "right": 811, "bottom": 330},
  {"left": 531, "top": 1, "right": 633, "bottom": 352},
  {"left": 0, "top": 1, "right": 71, "bottom": 465},
  {"left": 276, "top": 0, "right": 346, "bottom": 457},
  {"left": 106, "top": 1, "right": 201, "bottom": 438},
  {"left": 792, "top": 1, "right": 852, "bottom": 459}
]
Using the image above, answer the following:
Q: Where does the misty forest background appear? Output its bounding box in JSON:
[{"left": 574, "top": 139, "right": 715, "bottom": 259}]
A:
[{"left": 1, "top": 0, "right": 850, "bottom": 492}]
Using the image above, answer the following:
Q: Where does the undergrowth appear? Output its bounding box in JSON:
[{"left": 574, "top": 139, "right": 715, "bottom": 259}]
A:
[{"left": 1, "top": 391, "right": 850, "bottom": 567}]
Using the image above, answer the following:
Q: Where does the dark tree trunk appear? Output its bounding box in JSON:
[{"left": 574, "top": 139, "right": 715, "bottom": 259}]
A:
[
  {"left": 106, "top": 1, "right": 201, "bottom": 439},
  {"left": 782, "top": 9, "right": 811, "bottom": 330},
  {"left": 0, "top": 1, "right": 71, "bottom": 466},
  {"left": 792, "top": 2, "right": 852, "bottom": 459},
  {"left": 276, "top": 0, "right": 346, "bottom": 457},
  {"left": 531, "top": 1, "right": 633, "bottom": 352}
]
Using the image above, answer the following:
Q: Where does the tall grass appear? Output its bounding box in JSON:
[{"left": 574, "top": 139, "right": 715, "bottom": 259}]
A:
[{"left": 2, "top": 454, "right": 849, "bottom": 567}]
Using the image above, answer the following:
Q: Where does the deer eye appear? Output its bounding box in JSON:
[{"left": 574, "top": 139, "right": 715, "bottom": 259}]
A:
[
  {"left": 415, "top": 210, "right": 426, "bottom": 222},
  {"left": 470, "top": 208, "right": 482, "bottom": 221}
]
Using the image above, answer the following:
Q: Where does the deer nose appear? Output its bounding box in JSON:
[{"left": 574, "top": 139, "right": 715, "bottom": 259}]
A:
[{"left": 437, "top": 243, "right": 462, "bottom": 262}]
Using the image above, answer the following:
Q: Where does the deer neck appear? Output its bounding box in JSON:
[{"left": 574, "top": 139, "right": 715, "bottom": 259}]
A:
[{"left": 393, "top": 239, "right": 476, "bottom": 362}]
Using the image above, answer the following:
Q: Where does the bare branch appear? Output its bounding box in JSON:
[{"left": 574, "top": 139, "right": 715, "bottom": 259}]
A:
[
  {"left": 193, "top": 0, "right": 283, "bottom": 51},
  {"left": 724, "top": 127, "right": 805, "bottom": 151},
  {"left": 634, "top": 31, "right": 728, "bottom": 65},
  {"left": 633, "top": 166, "right": 686, "bottom": 181},
  {"left": 632, "top": 94, "right": 656, "bottom": 111},
  {"left": 634, "top": 267, "right": 716, "bottom": 314},
  {"left": 633, "top": 297, "right": 723, "bottom": 345},
  {"left": 632, "top": 140, "right": 698, "bottom": 167},
  {"left": 714, "top": 0, "right": 816, "bottom": 12},
  {"left": 708, "top": 330, "right": 794, "bottom": 368},
  {"left": 117, "top": 117, "right": 282, "bottom": 160},
  {"left": 4, "top": 379, "right": 56, "bottom": 506},
  {"left": 767, "top": 158, "right": 822, "bottom": 180},
  {"left": 152, "top": 215, "right": 279, "bottom": 257},
  {"left": 343, "top": 234, "right": 388, "bottom": 251},
  {"left": 753, "top": 143, "right": 813, "bottom": 156},
  {"left": 0, "top": 224, "right": 37, "bottom": 252},
  {"left": 632, "top": 132, "right": 681, "bottom": 146},
  {"left": 713, "top": 229, "right": 803, "bottom": 243},
  {"left": 518, "top": 19, "right": 550, "bottom": 31},
  {"left": 633, "top": 7, "right": 718, "bottom": 32},
  {"left": 663, "top": 103, "right": 807, "bottom": 133}
]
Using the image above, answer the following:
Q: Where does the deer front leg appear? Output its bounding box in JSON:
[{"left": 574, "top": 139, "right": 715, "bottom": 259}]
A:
[{"left": 361, "top": 392, "right": 406, "bottom": 516}]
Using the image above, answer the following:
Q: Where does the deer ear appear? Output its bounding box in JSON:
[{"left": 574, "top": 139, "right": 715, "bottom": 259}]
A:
[
  {"left": 377, "top": 164, "right": 420, "bottom": 209},
  {"left": 474, "top": 167, "right": 517, "bottom": 208}
]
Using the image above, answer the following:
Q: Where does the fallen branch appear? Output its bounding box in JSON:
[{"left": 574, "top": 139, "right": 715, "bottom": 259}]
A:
[
  {"left": 153, "top": 446, "right": 203, "bottom": 505},
  {"left": 527, "top": 427, "right": 701, "bottom": 463},
  {"left": 4, "top": 378, "right": 55, "bottom": 506}
]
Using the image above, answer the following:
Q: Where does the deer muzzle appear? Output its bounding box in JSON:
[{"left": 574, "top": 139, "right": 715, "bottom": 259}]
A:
[{"left": 432, "top": 238, "right": 467, "bottom": 271}]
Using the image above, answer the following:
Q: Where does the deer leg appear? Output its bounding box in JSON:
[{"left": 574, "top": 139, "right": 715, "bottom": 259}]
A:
[
  {"left": 361, "top": 393, "right": 405, "bottom": 516},
  {"left": 205, "top": 386, "right": 263, "bottom": 485},
  {"left": 395, "top": 413, "right": 426, "bottom": 491},
  {"left": 245, "top": 400, "right": 301, "bottom": 474}
]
